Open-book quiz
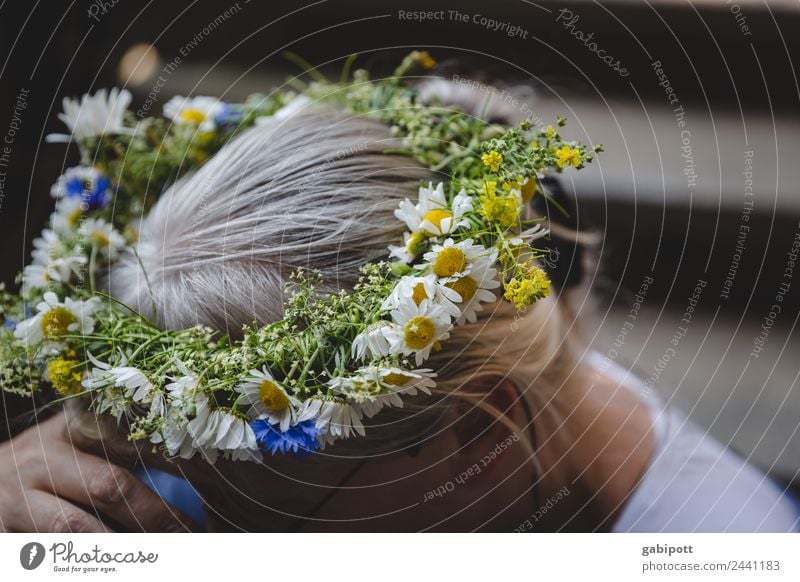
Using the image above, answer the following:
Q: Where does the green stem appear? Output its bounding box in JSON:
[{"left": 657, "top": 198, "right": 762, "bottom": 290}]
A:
[{"left": 88, "top": 244, "right": 98, "bottom": 294}]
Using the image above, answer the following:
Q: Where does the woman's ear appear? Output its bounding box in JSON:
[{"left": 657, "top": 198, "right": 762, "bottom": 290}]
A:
[{"left": 450, "top": 377, "right": 530, "bottom": 454}]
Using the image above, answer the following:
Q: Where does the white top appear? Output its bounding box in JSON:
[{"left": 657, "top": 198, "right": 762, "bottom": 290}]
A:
[{"left": 588, "top": 353, "right": 800, "bottom": 532}]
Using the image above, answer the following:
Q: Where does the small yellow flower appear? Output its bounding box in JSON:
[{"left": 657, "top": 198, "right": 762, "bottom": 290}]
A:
[
  {"left": 480, "top": 180, "right": 520, "bottom": 229},
  {"left": 503, "top": 266, "right": 551, "bottom": 308},
  {"left": 555, "top": 146, "right": 582, "bottom": 168},
  {"left": 501, "top": 177, "right": 522, "bottom": 192},
  {"left": 545, "top": 125, "right": 557, "bottom": 139},
  {"left": 480, "top": 195, "right": 520, "bottom": 229},
  {"left": 481, "top": 150, "right": 503, "bottom": 172},
  {"left": 416, "top": 51, "right": 437, "bottom": 69},
  {"left": 47, "top": 358, "right": 83, "bottom": 396}
]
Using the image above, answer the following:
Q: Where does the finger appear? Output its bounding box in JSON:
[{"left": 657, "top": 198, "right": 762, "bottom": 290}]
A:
[
  {"left": 19, "top": 490, "right": 112, "bottom": 533},
  {"left": 56, "top": 408, "right": 212, "bottom": 486},
  {"left": 47, "top": 449, "right": 198, "bottom": 532},
  {"left": 60, "top": 413, "right": 144, "bottom": 468}
]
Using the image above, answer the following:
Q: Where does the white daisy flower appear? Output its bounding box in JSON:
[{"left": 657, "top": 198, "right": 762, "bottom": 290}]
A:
[
  {"left": 336, "top": 366, "right": 437, "bottom": 418},
  {"left": 50, "top": 198, "right": 85, "bottom": 235},
  {"left": 80, "top": 217, "right": 126, "bottom": 258},
  {"left": 150, "top": 412, "right": 194, "bottom": 459},
  {"left": 146, "top": 393, "right": 167, "bottom": 420},
  {"left": 384, "top": 300, "right": 453, "bottom": 365},
  {"left": 146, "top": 360, "right": 204, "bottom": 458},
  {"left": 344, "top": 384, "right": 402, "bottom": 419},
  {"left": 381, "top": 273, "right": 460, "bottom": 318},
  {"left": 389, "top": 230, "right": 428, "bottom": 264},
  {"left": 271, "top": 94, "right": 311, "bottom": 122},
  {"left": 155, "top": 393, "right": 215, "bottom": 460},
  {"left": 394, "top": 182, "right": 472, "bottom": 237},
  {"left": 303, "top": 399, "right": 365, "bottom": 441},
  {"left": 163, "top": 95, "right": 224, "bottom": 132},
  {"left": 438, "top": 253, "right": 500, "bottom": 325},
  {"left": 372, "top": 366, "right": 437, "bottom": 396},
  {"left": 51, "top": 88, "right": 132, "bottom": 141},
  {"left": 31, "top": 229, "right": 68, "bottom": 266},
  {"left": 165, "top": 360, "right": 201, "bottom": 412},
  {"left": 509, "top": 223, "right": 549, "bottom": 246},
  {"left": 327, "top": 373, "right": 382, "bottom": 404},
  {"left": 14, "top": 292, "right": 100, "bottom": 346},
  {"left": 235, "top": 367, "right": 301, "bottom": 431},
  {"left": 351, "top": 322, "right": 393, "bottom": 361},
  {"left": 188, "top": 402, "right": 258, "bottom": 461},
  {"left": 422, "top": 237, "right": 489, "bottom": 280},
  {"left": 21, "top": 262, "right": 66, "bottom": 291},
  {"left": 88, "top": 374, "right": 129, "bottom": 422},
  {"left": 82, "top": 353, "right": 154, "bottom": 404}
]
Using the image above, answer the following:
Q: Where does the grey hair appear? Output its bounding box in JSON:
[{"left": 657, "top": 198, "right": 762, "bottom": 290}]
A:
[{"left": 110, "top": 107, "right": 432, "bottom": 334}]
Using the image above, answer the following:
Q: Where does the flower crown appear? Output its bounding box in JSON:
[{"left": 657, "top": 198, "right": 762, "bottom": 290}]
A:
[{"left": 0, "top": 52, "right": 600, "bottom": 462}]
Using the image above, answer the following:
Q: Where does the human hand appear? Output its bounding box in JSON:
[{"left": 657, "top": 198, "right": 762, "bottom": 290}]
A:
[{"left": 0, "top": 410, "right": 196, "bottom": 532}]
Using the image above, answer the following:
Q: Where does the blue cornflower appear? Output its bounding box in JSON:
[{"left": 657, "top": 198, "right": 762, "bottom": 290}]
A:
[
  {"left": 214, "top": 104, "right": 244, "bottom": 130},
  {"left": 59, "top": 167, "right": 112, "bottom": 210},
  {"left": 251, "top": 418, "right": 321, "bottom": 457}
]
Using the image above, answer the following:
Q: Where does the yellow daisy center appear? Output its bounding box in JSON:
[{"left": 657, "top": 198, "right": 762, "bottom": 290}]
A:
[
  {"left": 40, "top": 307, "right": 77, "bottom": 339},
  {"left": 422, "top": 209, "right": 452, "bottom": 231},
  {"left": 404, "top": 316, "right": 436, "bottom": 350},
  {"left": 433, "top": 247, "right": 466, "bottom": 277},
  {"left": 406, "top": 231, "right": 426, "bottom": 257},
  {"left": 67, "top": 208, "right": 83, "bottom": 226},
  {"left": 383, "top": 372, "right": 412, "bottom": 386},
  {"left": 180, "top": 108, "right": 207, "bottom": 124},
  {"left": 411, "top": 282, "right": 428, "bottom": 306},
  {"left": 259, "top": 380, "right": 289, "bottom": 411},
  {"left": 89, "top": 230, "right": 110, "bottom": 247},
  {"left": 446, "top": 276, "right": 478, "bottom": 302}
]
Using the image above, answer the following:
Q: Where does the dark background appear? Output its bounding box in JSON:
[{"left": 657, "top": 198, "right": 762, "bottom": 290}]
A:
[{"left": 1, "top": 1, "right": 799, "bottom": 476}]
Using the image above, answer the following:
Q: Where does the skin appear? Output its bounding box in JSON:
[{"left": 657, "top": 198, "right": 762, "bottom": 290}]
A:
[
  {"left": 0, "top": 361, "right": 654, "bottom": 532},
  {"left": 0, "top": 410, "right": 196, "bottom": 532}
]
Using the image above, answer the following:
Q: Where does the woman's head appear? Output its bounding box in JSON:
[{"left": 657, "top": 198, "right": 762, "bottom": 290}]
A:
[
  {"left": 111, "top": 106, "right": 431, "bottom": 332},
  {"left": 92, "top": 95, "right": 591, "bottom": 530}
]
